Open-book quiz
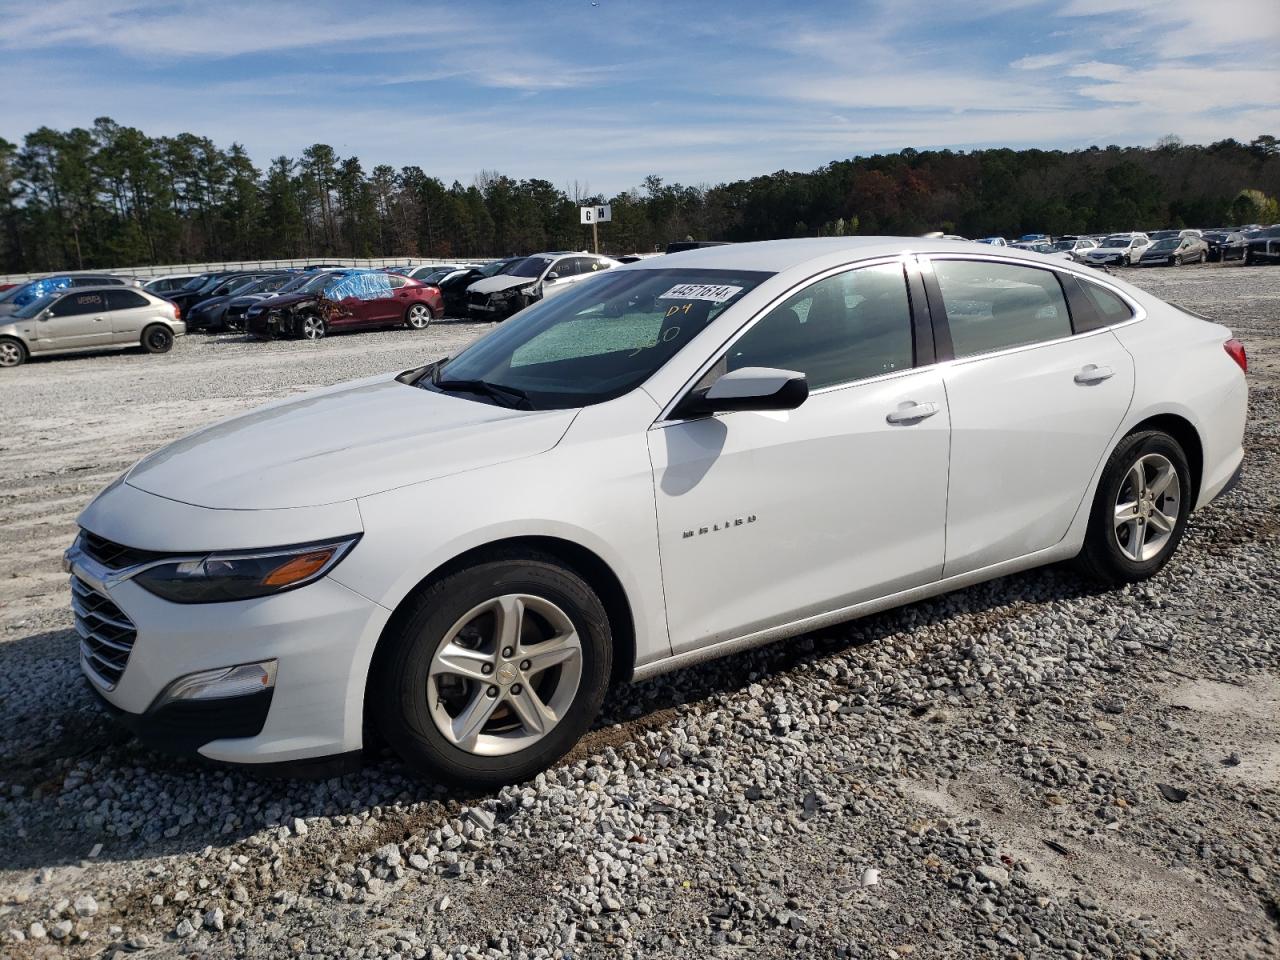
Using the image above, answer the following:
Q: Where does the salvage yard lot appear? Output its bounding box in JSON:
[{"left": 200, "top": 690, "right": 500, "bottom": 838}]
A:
[{"left": 0, "top": 265, "right": 1277, "bottom": 958}]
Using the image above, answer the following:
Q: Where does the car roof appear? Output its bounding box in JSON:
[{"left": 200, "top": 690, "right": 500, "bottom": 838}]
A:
[
  {"left": 52, "top": 285, "right": 157, "bottom": 296},
  {"left": 622, "top": 235, "right": 1147, "bottom": 276}
]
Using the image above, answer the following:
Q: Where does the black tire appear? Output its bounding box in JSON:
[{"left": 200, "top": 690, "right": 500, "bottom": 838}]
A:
[
  {"left": 298, "top": 313, "right": 326, "bottom": 340},
  {"left": 0, "top": 336, "right": 27, "bottom": 368},
  {"left": 405, "top": 302, "right": 433, "bottom": 330},
  {"left": 1173, "top": 254, "right": 1182, "bottom": 266},
  {"left": 372, "top": 551, "right": 613, "bottom": 786},
  {"left": 1075, "top": 431, "right": 1192, "bottom": 585},
  {"left": 140, "top": 324, "right": 174, "bottom": 354}
]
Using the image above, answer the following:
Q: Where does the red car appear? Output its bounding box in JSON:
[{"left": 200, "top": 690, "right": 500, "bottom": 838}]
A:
[{"left": 244, "top": 270, "right": 443, "bottom": 340}]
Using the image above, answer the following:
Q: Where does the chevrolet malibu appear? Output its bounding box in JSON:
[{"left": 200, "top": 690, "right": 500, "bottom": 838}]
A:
[{"left": 66, "top": 238, "right": 1247, "bottom": 785}]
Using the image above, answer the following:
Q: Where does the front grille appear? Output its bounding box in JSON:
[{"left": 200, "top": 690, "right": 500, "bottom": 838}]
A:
[
  {"left": 72, "top": 577, "right": 137, "bottom": 690},
  {"left": 80, "top": 531, "right": 167, "bottom": 569},
  {"left": 468, "top": 292, "right": 488, "bottom": 306}
]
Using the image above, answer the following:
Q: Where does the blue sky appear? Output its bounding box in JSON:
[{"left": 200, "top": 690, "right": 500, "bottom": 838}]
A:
[{"left": 0, "top": 0, "right": 1277, "bottom": 193}]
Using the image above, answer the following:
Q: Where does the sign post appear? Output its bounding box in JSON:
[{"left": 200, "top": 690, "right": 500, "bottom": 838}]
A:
[{"left": 579, "top": 204, "right": 612, "bottom": 254}]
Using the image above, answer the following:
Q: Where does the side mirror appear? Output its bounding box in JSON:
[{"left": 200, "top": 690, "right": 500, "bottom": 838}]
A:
[
  {"left": 674, "top": 366, "right": 808, "bottom": 419},
  {"left": 545, "top": 272, "right": 559, "bottom": 282}
]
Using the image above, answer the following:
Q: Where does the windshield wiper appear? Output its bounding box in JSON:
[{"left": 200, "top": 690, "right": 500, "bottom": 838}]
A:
[{"left": 434, "top": 378, "right": 533, "bottom": 409}]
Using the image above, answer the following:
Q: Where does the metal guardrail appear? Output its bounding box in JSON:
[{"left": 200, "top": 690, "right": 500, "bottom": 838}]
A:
[{"left": 0, "top": 257, "right": 495, "bottom": 284}]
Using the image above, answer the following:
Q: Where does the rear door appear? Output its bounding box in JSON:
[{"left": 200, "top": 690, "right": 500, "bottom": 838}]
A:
[
  {"left": 922, "top": 256, "right": 1135, "bottom": 577},
  {"left": 106, "top": 289, "right": 155, "bottom": 344},
  {"left": 32, "top": 291, "right": 112, "bottom": 351}
]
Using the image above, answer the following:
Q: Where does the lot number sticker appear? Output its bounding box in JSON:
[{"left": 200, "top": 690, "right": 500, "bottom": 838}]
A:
[{"left": 658, "top": 283, "right": 743, "bottom": 303}]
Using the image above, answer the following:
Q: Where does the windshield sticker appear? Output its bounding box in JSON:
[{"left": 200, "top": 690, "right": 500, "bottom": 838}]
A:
[{"left": 658, "top": 283, "right": 743, "bottom": 303}]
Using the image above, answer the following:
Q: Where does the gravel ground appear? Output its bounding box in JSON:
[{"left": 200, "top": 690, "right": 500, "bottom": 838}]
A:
[{"left": 1, "top": 265, "right": 1277, "bottom": 959}]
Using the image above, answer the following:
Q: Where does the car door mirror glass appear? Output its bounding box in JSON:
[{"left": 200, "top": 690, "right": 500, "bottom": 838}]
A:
[
  {"left": 677, "top": 366, "right": 809, "bottom": 418},
  {"left": 545, "top": 272, "right": 559, "bottom": 282}
]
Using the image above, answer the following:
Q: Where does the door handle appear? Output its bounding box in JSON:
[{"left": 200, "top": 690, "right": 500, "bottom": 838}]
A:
[
  {"left": 1074, "top": 364, "right": 1114, "bottom": 385},
  {"left": 886, "top": 400, "right": 940, "bottom": 424},
  {"left": 94, "top": 316, "right": 106, "bottom": 322}
]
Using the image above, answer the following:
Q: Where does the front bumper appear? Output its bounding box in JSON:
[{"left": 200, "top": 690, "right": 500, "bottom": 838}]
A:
[{"left": 66, "top": 533, "right": 391, "bottom": 768}]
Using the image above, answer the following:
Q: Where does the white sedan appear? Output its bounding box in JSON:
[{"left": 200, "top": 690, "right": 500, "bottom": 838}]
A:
[{"left": 66, "top": 238, "right": 1247, "bottom": 785}]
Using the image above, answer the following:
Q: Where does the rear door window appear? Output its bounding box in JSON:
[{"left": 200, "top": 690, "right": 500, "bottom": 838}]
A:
[{"left": 931, "top": 260, "right": 1072, "bottom": 358}]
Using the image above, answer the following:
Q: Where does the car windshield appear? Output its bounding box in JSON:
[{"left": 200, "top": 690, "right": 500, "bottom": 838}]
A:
[
  {"left": 274, "top": 273, "right": 316, "bottom": 293},
  {"left": 198, "top": 275, "right": 229, "bottom": 292},
  {"left": 1256, "top": 226, "right": 1280, "bottom": 238},
  {"left": 1051, "top": 240, "right": 1075, "bottom": 250},
  {"left": 12, "top": 293, "right": 60, "bottom": 319},
  {"left": 1101, "top": 237, "right": 1131, "bottom": 248},
  {"left": 481, "top": 258, "right": 522, "bottom": 277},
  {"left": 1149, "top": 231, "right": 1178, "bottom": 240},
  {"left": 180, "top": 275, "right": 210, "bottom": 291},
  {"left": 227, "top": 277, "right": 264, "bottom": 296},
  {"left": 509, "top": 257, "right": 554, "bottom": 279},
  {"left": 426, "top": 268, "right": 772, "bottom": 409},
  {"left": 1149, "top": 238, "right": 1178, "bottom": 251}
]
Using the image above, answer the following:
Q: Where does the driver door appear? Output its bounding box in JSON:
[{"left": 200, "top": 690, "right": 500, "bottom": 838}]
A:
[
  {"left": 32, "top": 291, "right": 113, "bottom": 352},
  {"left": 647, "top": 261, "right": 950, "bottom": 654}
]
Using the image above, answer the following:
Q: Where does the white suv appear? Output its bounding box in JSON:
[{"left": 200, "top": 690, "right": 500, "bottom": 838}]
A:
[
  {"left": 66, "top": 239, "right": 1247, "bottom": 785},
  {"left": 466, "top": 253, "right": 619, "bottom": 320}
]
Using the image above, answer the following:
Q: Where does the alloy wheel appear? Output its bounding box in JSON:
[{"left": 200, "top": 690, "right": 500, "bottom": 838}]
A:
[
  {"left": 0, "top": 340, "right": 22, "bottom": 367},
  {"left": 301, "top": 316, "right": 324, "bottom": 340},
  {"left": 1113, "top": 453, "right": 1181, "bottom": 562},
  {"left": 407, "top": 304, "right": 431, "bottom": 329},
  {"left": 426, "top": 594, "right": 583, "bottom": 756}
]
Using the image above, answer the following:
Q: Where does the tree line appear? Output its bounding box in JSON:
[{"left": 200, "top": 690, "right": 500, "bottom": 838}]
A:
[{"left": 1, "top": 119, "right": 1277, "bottom": 273}]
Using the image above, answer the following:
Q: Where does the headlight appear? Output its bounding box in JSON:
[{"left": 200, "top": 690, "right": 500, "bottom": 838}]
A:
[{"left": 132, "top": 536, "right": 360, "bottom": 604}]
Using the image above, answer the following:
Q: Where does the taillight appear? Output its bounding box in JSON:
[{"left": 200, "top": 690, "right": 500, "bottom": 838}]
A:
[
  {"left": 172, "top": 303, "right": 181, "bottom": 319},
  {"left": 1224, "top": 338, "right": 1247, "bottom": 373}
]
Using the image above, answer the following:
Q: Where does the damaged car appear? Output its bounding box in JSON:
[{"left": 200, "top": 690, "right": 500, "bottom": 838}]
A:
[
  {"left": 245, "top": 270, "right": 442, "bottom": 340},
  {"left": 466, "top": 253, "right": 619, "bottom": 321}
]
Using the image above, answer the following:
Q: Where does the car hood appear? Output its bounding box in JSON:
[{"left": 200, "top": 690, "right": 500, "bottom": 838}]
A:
[
  {"left": 123, "top": 374, "right": 578, "bottom": 510},
  {"left": 229, "top": 293, "right": 273, "bottom": 306},
  {"left": 249, "top": 291, "right": 319, "bottom": 312},
  {"left": 468, "top": 275, "right": 537, "bottom": 296},
  {"left": 192, "top": 295, "right": 232, "bottom": 312}
]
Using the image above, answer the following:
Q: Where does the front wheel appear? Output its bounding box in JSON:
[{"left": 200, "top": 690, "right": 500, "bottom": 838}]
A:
[
  {"left": 298, "top": 314, "right": 326, "bottom": 340},
  {"left": 0, "top": 337, "right": 27, "bottom": 368},
  {"left": 1076, "top": 431, "right": 1191, "bottom": 584},
  {"left": 372, "top": 553, "right": 612, "bottom": 786},
  {"left": 141, "top": 324, "right": 174, "bottom": 354},
  {"left": 405, "top": 303, "right": 433, "bottom": 330}
]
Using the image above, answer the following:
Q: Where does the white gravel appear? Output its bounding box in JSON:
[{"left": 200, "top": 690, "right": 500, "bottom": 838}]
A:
[{"left": 0, "top": 266, "right": 1277, "bottom": 958}]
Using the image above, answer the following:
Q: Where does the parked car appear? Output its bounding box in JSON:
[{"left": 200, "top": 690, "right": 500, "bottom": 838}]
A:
[
  {"left": 185, "top": 274, "right": 296, "bottom": 332},
  {"left": 1052, "top": 238, "right": 1098, "bottom": 259},
  {"left": 0, "top": 286, "right": 184, "bottom": 367},
  {"left": 167, "top": 272, "right": 266, "bottom": 315},
  {"left": 224, "top": 272, "right": 349, "bottom": 331},
  {"left": 65, "top": 238, "right": 1246, "bottom": 784},
  {"left": 143, "top": 274, "right": 200, "bottom": 296},
  {"left": 1011, "top": 241, "right": 1056, "bottom": 255},
  {"left": 466, "top": 253, "right": 619, "bottom": 320},
  {"left": 436, "top": 258, "right": 525, "bottom": 317},
  {"left": 1137, "top": 235, "right": 1208, "bottom": 267},
  {"left": 976, "top": 237, "right": 1008, "bottom": 246},
  {"left": 1244, "top": 225, "right": 1280, "bottom": 264},
  {"left": 404, "top": 263, "right": 477, "bottom": 282},
  {"left": 1082, "top": 234, "right": 1151, "bottom": 267},
  {"left": 0, "top": 274, "right": 136, "bottom": 316},
  {"left": 1016, "top": 233, "right": 1050, "bottom": 243},
  {"left": 245, "top": 270, "right": 442, "bottom": 339},
  {"left": 1201, "top": 231, "right": 1248, "bottom": 263}
]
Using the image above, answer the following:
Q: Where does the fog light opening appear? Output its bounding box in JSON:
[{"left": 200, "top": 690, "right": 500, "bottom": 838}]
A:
[{"left": 155, "top": 660, "right": 277, "bottom": 708}]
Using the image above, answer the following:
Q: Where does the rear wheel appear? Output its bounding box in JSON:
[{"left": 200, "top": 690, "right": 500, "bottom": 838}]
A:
[
  {"left": 372, "top": 553, "right": 612, "bottom": 786},
  {"left": 299, "top": 314, "right": 326, "bottom": 340},
  {"left": 405, "top": 303, "right": 432, "bottom": 330},
  {"left": 0, "top": 337, "right": 27, "bottom": 368},
  {"left": 1076, "top": 431, "right": 1191, "bottom": 584},
  {"left": 140, "top": 324, "right": 174, "bottom": 354}
]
